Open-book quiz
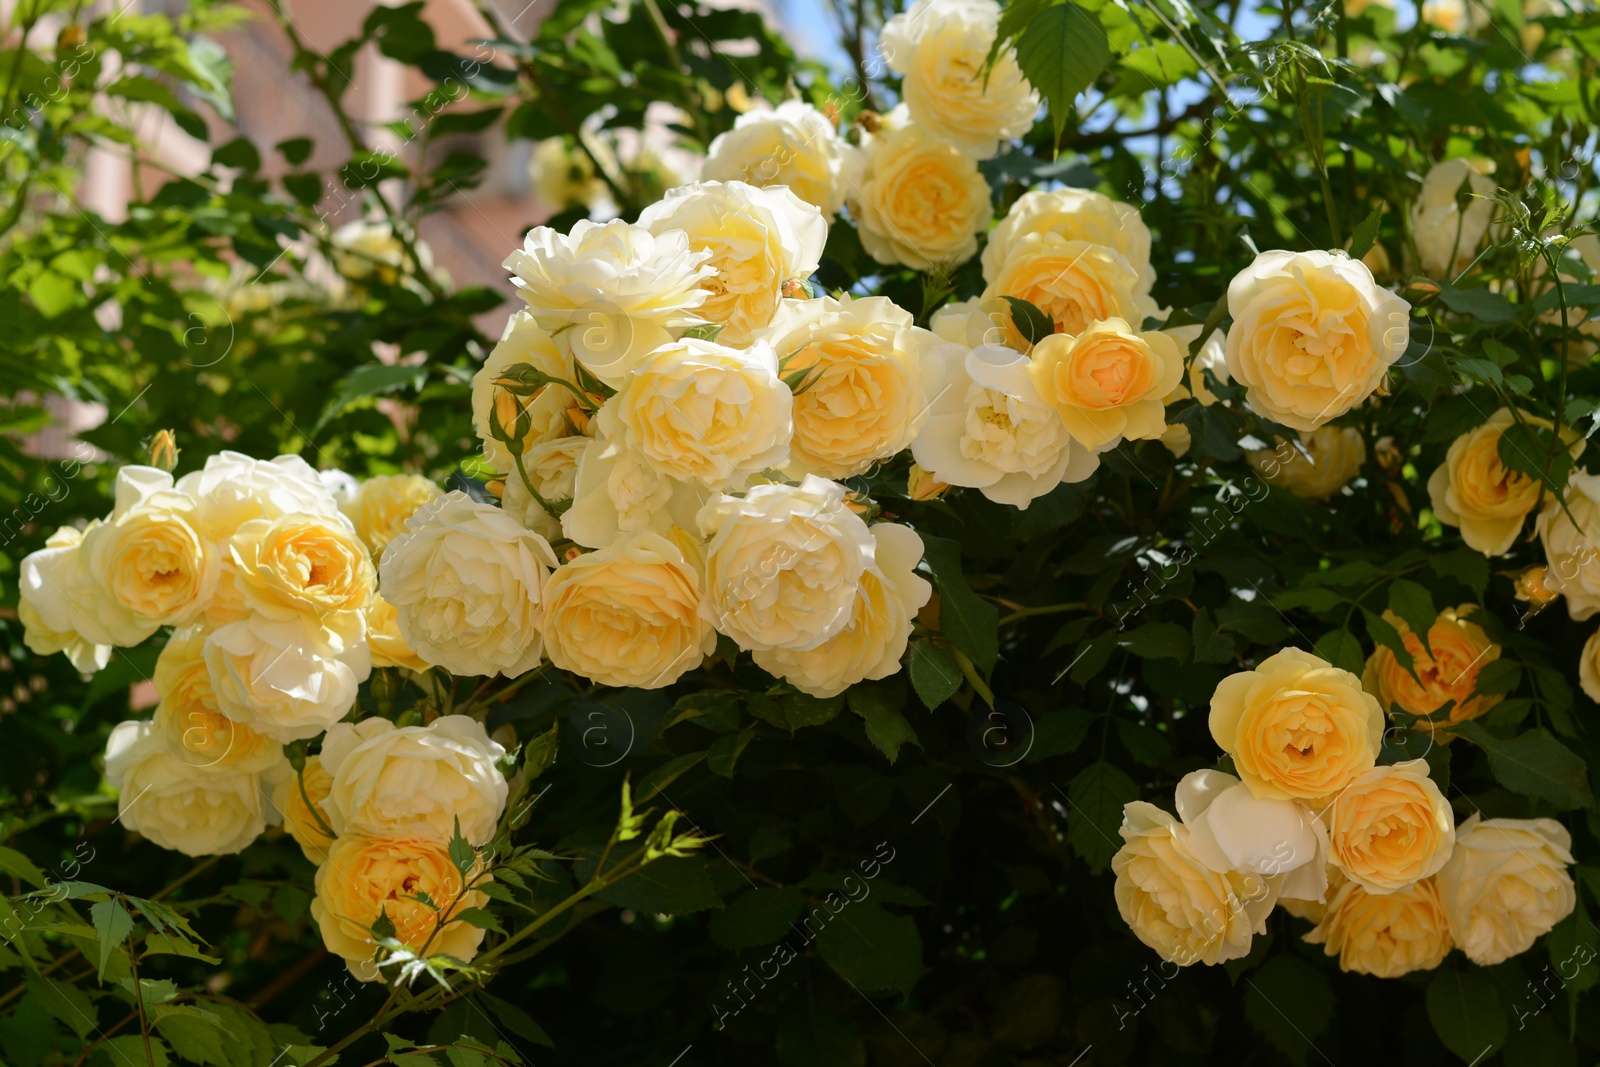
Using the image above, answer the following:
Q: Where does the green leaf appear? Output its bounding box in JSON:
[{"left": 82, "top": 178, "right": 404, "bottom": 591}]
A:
[
  {"left": 1065, "top": 760, "right": 1138, "bottom": 874},
  {"left": 1426, "top": 968, "right": 1508, "bottom": 1063},
  {"left": 815, "top": 901, "right": 922, "bottom": 995},
  {"left": 1014, "top": 2, "right": 1113, "bottom": 141},
  {"left": 315, "top": 363, "right": 429, "bottom": 434},
  {"left": 908, "top": 640, "right": 962, "bottom": 709},
  {"left": 31, "top": 975, "right": 96, "bottom": 1039},
  {"left": 1437, "top": 282, "right": 1517, "bottom": 322},
  {"left": 1448, "top": 724, "right": 1594, "bottom": 809},
  {"left": 153, "top": 1005, "right": 232, "bottom": 1067},
  {"left": 0, "top": 846, "right": 46, "bottom": 888},
  {"left": 452, "top": 908, "right": 504, "bottom": 934},
  {"left": 1192, "top": 608, "right": 1236, "bottom": 663},
  {"left": 1313, "top": 629, "right": 1365, "bottom": 676},
  {"left": 1362, "top": 608, "right": 1414, "bottom": 674},
  {"left": 1242, "top": 954, "right": 1334, "bottom": 1067},
  {"left": 1348, "top": 206, "right": 1383, "bottom": 260},
  {"left": 709, "top": 888, "right": 807, "bottom": 951},
  {"left": 919, "top": 535, "right": 1000, "bottom": 670},
  {"left": 634, "top": 751, "right": 706, "bottom": 803},
  {"left": 89, "top": 898, "right": 134, "bottom": 980},
  {"left": 707, "top": 729, "right": 758, "bottom": 777},
  {"left": 1120, "top": 621, "right": 1190, "bottom": 660},
  {"left": 449, "top": 817, "right": 476, "bottom": 876},
  {"left": 276, "top": 136, "right": 313, "bottom": 165},
  {"left": 100, "top": 1035, "right": 172, "bottom": 1067},
  {"left": 999, "top": 295, "right": 1054, "bottom": 346},
  {"left": 1387, "top": 579, "right": 1437, "bottom": 654},
  {"left": 848, "top": 683, "right": 919, "bottom": 764},
  {"left": 475, "top": 992, "right": 555, "bottom": 1047}
]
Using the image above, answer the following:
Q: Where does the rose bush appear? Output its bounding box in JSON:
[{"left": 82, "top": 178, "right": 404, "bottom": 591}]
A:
[{"left": 4, "top": 0, "right": 1600, "bottom": 1064}]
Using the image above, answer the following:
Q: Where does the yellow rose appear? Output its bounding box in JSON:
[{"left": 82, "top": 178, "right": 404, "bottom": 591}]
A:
[
  {"left": 311, "top": 833, "right": 491, "bottom": 982},
  {"left": 612, "top": 338, "right": 792, "bottom": 488},
  {"left": 981, "top": 188, "right": 1153, "bottom": 294},
  {"left": 701, "top": 100, "right": 861, "bottom": 221},
  {"left": 1428, "top": 408, "right": 1577, "bottom": 556},
  {"left": 19, "top": 525, "right": 113, "bottom": 672},
  {"left": 503, "top": 219, "right": 715, "bottom": 389},
  {"left": 849, "top": 109, "right": 992, "bottom": 271},
  {"left": 542, "top": 530, "right": 717, "bottom": 689},
  {"left": 81, "top": 466, "right": 219, "bottom": 635},
  {"left": 1412, "top": 158, "right": 1496, "bottom": 278},
  {"left": 104, "top": 720, "right": 268, "bottom": 857},
  {"left": 229, "top": 513, "right": 374, "bottom": 622},
  {"left": 175, "top": 452, "right": 346, "bottom": 544},
  {"left": 1581, "top": 628, "right": 1600, "bottom": 702},
  {"left": 1248, "top": 427, "right": 1367, "bottom": 501},
  {"left": 1361, "top": 606, "right": 1502, "bottom": 731},
  {"left": 379, "top": 493, "right": 557, "bottom": 678},
  {"left": 754, "top": 523, "right": 933, "bottom": 698},
  {"left": 981, "top": 233, "right": 1150, "bottom": 351},
  {"left": 561, "top": 421, "right": 710, "bottom": 550},
  {"left": 1304, "top": 876, "right": 1453, "bottom": 977},
  {"left": 759, "top": 295, "right": 952, "bottom": 479},
  {"left": 1027, "top": 318, "right": 1184, "bottom": 450},
  {"left": 1112, "top": 801, "right": 1279, "bottom": 966},
  {"left": 204, "top": 612, "right": 370, "bottom": 743},
  {"left": 345, "top": 475, "right": 442, "bottom": 558},
  {"left": 1536, "top": 471, "right": 1600, "bottom": 619},
  {"left": 1327, "top": 760, "right": 1455, "bottom": 893},
  {"left": 1224, "top": 250, "right": 1410, "bottom": 432},
  {"left": 1514, "top": 565, "right": 1559, "bottom": 608},
  {"left": 1210, "top": 648, "right": 1384, "bottom": 801},
  {"left": 271, "top": 756, "right": 334, "bottom": 864},
  {"left": 879, "top": 0, "right": 1039, "bottom": 160},
  {"left": 152, "top": 626, "right": 281, "bottom": 775},
  {"left": 365, "top": 593, "right": 429, "bottom": 672},
  {"left": 1434, "top": 815, "right": 1576, "bottom": 965},
  {"left": 698, "top": 476, "right": 876, "bottom": 652},
  {"left": 529, "top": 135, "right": 606, "bottom": 214},
  {"left": 639, "top": 180, "right": 826, "bottom": 346},
  {"left": 319, "top": 715, "right": 509, "bottom": 846}
]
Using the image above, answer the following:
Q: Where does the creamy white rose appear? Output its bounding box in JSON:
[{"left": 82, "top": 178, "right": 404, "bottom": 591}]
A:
[
  {"left": 1535, "top": 470, "right": 1600, "bottom": 620},
  {"left": 754, "top": 522, "right": 933, "bottom": 698},
  {"left": 1172, "top": 768, "right": 1329, "bottom": 902},
  {"left": 104, "top": 720, "right": 269, "bottom": 857},
  {"left": 850, "top": 108, "right": 992, "bottom": 271},
  {"left": 1412, "top": 158, "right": 1496, "bottom": 278},
  {"left": 698, "top": 475, "right": 875, "bottom": 652},
  {"left": 879, "top": 0, "right": 1039, "bottom": 160},
  {"left": 320, "top": 714, "right": 509, "bottom": 846},
  {"left": 638, "top": 180, "right": 826, "bottom": 346},
  {"left": 1435, "top": 814, "right": 1576, "bottom": 965},
  {"left": 379, "top": 492, "right": 557, "bottom": 677},
  {"left": 503, "top": 218, "right": 714, "bottom": 388},
  {"left": 204, "top": 611, "right": 370, "bottom": 743},
  {"left": 175, "top": 451, "right": 345, "bottom": 543},
  {"left": 701, "top": 100, "right": 861, "bottom": 220},
  {"left": 19, "top": 525, "right": 114, "bottom": 671},
  {"left": 81, "top": 465, "right": 219, "bottom": 635},
  {"left": 981, "top": 188, "right": 1154, "bottom": 294}
]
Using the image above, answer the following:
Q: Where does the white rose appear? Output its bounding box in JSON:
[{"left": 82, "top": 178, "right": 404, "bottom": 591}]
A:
[
  {"left": 850, "top": 108, "right": 992, "bottom": 271},
  {"left": 543, "top": 530, "right": 717, "bottom": 688},
  {"left": 1434, "top": 814, "right": 1576, "bottom": 965},
  {"left": 204, "top": 611, "right": 370, "bottom": 743},
  {"left": 758, "top": 295, "right": 953, "bottom": 479},
  {"left": 1225, "top": 250, "right": 1410, "bottom": 432},
  {"left": 503, "top": 435, "right": 595, "bottom": 539},
  {"left": 910, "top": 344, "right": 1100, "bottom": 508},
  {"left": 1174, "top": 768, "right": 1329, "bottom": 902},
  {"left": 80, "top": 465, "right": 219, "bottom": 633},
  {"left": 378, "top": 492, "right": 557, "bottom": 677},
  {"left": 1581, "top": 628, "right": 1600, "bottom": 703},
  {"left": 1536, "top": 470, "right": 1600, "bottom": 620},
  {"left": 471, "top": 311, "right": 589, "bottom": 472},
  {"left": 754, "top": 522, "right": 933, "bottom": 698},
  {"left": 19, "top": 526, "right": 114, "bottom": 671},
  {"left": 320, "top": 714, "right": 509, "bottom": 846},
  {"left": 1412, "top": 158, "right": 1497, "bottom": 278},
  {"left": 613, "top": 337, "right": 792, "bottom": 488},
  {"left": 104, "top": 720, "right": 269, "bottom": 857},
  {"left": 880, "top": 0, "right": 1039, "bottom": 160},
  {"left": 698, "top": 475, "right": 875, "bottom": 652},
  {"left": 502, "top": 219, "right": 714, "bottom": 388},
  {"left": 561, "top": 414, "right": 709, "bottom": 549},
  {"left": 638, "top": 181, "right": 827, "bottom": 346},
  {"left": 981, "top": 188, "right": 1153, "bottom": 293},
  {"left": 701, "top": 100, "right": 862, "bottom": 220},
  {"left": 175, "top": 451, "right": 345, "bottom": 543}
]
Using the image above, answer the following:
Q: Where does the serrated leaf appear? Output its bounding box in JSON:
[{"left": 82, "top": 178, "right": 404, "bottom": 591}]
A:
[
  {"left": 89, "top": 898, "right": 134, "bottom": 980},
  {"left": 315, "top": 363, "right": 429, "bottom": 434},
  {"left": 1000, "top": 295, "right": 1054, "bottom": 346},
  {"left": 1014, "top": 2, "right": 1113, "bottom": 141},
  {"left": 814, "top": 901, "right": 922, "bottom": 995},
  {"left": 1362, "top": 608, "right": 1414, "bottom": 674},
  {"left": 908, "top": 640, "right": 962, "bottom": 709},
  {"left": 1448, "top": 723, "right": 1594, "bottom": 808},
  {"left": 1387, "top": 579, "right": 1437, "bottom": 655},
  {"left": 919, "top": 535, "right": 999, "bottom": 671},
  {"left": 1064, "top": 761, "right": 1137, "bottom": 874},
  {"left": 1427, "top": 968, "right": 1508, "bottom": 1063},
  {"left": 709, "top": 888, "right": 807, "bottom": 952}
]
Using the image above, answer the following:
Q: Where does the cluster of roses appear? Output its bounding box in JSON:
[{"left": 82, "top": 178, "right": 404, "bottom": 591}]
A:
[
  {"left": 1114, "top": 649, "right": 1577, "bottom": 978},
  {"left": 16, "top": 451, "right": 522, "bottom": 979}
]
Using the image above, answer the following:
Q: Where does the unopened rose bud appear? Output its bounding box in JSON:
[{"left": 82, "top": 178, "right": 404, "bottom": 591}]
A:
[
  {"left": 563, "top": 546, "right": 584, "bottom": 563},
  {"left": 565, "top": 402, "right": 593, "bottom": 436},
  {"left": 491, "top": 389, "right": 530, "bottom": 445},
  {"left": 1375, "top": 435, "right": 1402, "bottom": 476},
  {"left": 1404, "top": 279, "right": 1441, "bottom": 304},
  {"left": 780, "top": 279, "right": 814, "bottom": 300},
  {"left": 843, "top": 492, "right": 878, "bottom": 520},
  {"left": 857, "top": 110, "right": 881, "bottom": 134},
  {"left": 1514, "top": 566, "right": 1559, "bottom": 608},
  {"left": 57, "top": 24, "right": 87, "bottom": 50},
  {"left": 907, "top": 463, "right": 950, "bottom": 501},
  {"left": 147, "top": 430, "right": 179, "bottom": 472},
  {"left": 485, "top": 479, "right": 506, "bottom": 498}
]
